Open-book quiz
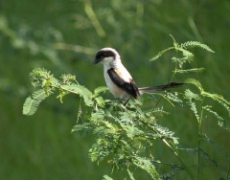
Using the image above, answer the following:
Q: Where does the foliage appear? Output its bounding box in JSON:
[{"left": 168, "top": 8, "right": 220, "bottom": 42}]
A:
[
  {"left": 1, "top": 1, "right": 230, "bottom": 180},
  {"left": 23, "top": 37, "right": 230, "bottom": 179}
]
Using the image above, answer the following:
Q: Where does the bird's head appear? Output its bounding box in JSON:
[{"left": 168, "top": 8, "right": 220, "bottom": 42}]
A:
[{"left": 94, "top": 47, "right": 121, "bottom": 66}]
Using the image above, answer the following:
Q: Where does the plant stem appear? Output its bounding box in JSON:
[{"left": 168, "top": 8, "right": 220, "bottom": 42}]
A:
[
  {"left": 139, "top": 119, "right": 194, "bottom": 179},
  {"left": 76, "top": 98, "right": 82, "bottom": 123},
  {"left": 226, "top": 163, "right": 230, "bottom": 179},
  {"left": 197, "top": 106, "right": 204, "bottom": 179},
  {"left": 84, "top": 0, "right": 106, "bottom": 38},
  {"left": 162, "top": 139, "right": 194, "bottom": 179}
]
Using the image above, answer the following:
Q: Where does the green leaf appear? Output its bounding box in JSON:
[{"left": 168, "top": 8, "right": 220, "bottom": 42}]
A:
[
  {"left": 185, "top": 78, "right": 203, "bottom": 91},
  {"left": 60, "top": 84, "right": 93, "bottom": 106},
  {"left": 22, "top": 89, "right": 48, "bottom": 115},
  {"left": 94, "top": 86, "right": 108, "bottom": 95},
  {"left": 133, "top": 156, "right": 160, "bottom": 180},
  {"left": 180, "top": 41, "right": 215, "bottom": 53},
  {"left": 127, "top": 169, "right": 136, "bottom": 180},
  {"left": 184, "top": 89, "right": 202, "bottom": 101},
  {"left": 173, "top": 68, "right": 205, "bottom": 74},
  {"left": 95, "top": 96, "right": 106, "bottom": 107},
  {"left": 71, "top": 123, "right": 92, "bottom": 133},
  {"left": 102, "top": 175, "right": 113, "bottom": 180},
  {"left": 165, "top": 92, "right": 183, "bottom": 105},
  {"left": 203, "top": 106, "right": 225, "bottom": 127}
]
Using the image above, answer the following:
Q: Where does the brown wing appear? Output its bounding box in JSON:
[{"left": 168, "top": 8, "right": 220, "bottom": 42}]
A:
[{"left": 107, "top": 68, "right": 140, "bottom": 99}]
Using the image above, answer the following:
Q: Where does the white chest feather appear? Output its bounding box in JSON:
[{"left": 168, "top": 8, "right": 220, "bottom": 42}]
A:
[{"left": 103, "top": 63, "right": 132, "bottom": 99}]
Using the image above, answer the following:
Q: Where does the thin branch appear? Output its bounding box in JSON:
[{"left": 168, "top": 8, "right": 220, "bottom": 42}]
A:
[
  {"left": 162, "top": 139, "right": 194, "bottom": 179},
  {"left": 55, "top": 42, "right": 95, "bottom": 55},
  {"left": 84, "top": 0, "right": 106, "bottom": 38}
]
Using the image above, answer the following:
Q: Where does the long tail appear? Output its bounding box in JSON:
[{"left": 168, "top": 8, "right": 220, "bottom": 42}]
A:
[{"left": 138, "top": 82, "right": 184, "bottom": 95}]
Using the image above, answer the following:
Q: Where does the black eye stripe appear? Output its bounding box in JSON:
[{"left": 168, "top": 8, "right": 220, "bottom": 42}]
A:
[{"left": 96, "top": 50, "right": 116, "bottom": 59}]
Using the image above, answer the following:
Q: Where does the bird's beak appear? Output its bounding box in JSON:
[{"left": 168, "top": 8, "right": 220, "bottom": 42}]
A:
[{"left": 94, "top": 57, "right": 101, "bottom": 64}]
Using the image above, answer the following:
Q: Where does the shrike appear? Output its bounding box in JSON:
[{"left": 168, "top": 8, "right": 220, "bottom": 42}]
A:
[{"left": 94, "top": 47, "right": 183, "bottom": 100}]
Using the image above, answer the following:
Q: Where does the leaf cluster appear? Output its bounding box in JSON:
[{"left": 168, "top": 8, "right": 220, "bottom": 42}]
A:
[
  {"left": 73, "top": 100, "right": 179, "bottom": 179},
  {"left": 23, "top": 67, "right": 180, "bottom": 179},
  {"left": 22, "top": 36, "right": 230, "bottom": 179},
  {"left": 23, "top": 68, "right": 94, "bottom": 115},
  {"left": 150, "top": 36, "right": 230, "bottom": 130}
]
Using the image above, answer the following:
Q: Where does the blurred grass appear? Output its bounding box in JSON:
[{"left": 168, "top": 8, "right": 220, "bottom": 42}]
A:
[{"left": 0, "top": 0, "right": 230, "bottom": 179}]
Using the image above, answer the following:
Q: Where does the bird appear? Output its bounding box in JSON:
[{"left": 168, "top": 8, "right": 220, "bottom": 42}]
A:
[{"left": 94, "top": 47, "right": 183, "bottom": 100}]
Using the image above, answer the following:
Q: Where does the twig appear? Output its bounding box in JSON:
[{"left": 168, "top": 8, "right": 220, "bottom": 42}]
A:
[
  {"left": 84, "top": 0, "right": 106, "bottom": 38},
  {"left": 55, "top": 42, "right": 95, "bottom": 55}
]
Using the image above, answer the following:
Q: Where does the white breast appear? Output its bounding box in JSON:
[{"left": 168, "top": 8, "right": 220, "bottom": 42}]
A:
[{"left": 103, "top": 63, "right": 132, "bottom": 99}]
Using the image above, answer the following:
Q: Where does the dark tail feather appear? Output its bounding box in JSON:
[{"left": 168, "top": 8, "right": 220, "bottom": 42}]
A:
[{"left": 138, "top": 82, "right": 184, "bottom": 94}]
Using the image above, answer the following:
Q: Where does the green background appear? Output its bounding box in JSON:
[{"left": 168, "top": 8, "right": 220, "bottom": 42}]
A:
[{"left": 1, "top": 0, "right": 230, "bottom": 179}]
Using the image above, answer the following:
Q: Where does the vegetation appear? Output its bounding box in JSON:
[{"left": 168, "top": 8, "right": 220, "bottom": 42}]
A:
[
  {"left": 22, "top": 38, "right": 230, "bottom": 179},
  {"left": 1, "top": 1, "right": 230, "bottom": 179}
]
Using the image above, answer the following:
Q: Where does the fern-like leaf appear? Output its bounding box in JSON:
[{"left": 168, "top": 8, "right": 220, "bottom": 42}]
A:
[
  {"left": 173, "top": 68, "right": 205, "bottom": 74},
  {"left": 94, "top": 86, "right": 108, "bottom": 95},
  {"left": 103, "top": 175, "right": 113, "bottom": 180},
  {"left": 203, "top": 105, "right": 225, "bottom": 127},
  {"left": 198, "top": 148, "right": 217, "bottom": 166},
  {"left": 133, "top": 156, "right": 160, "bottom": 180},
  {"left": 165, "top": 92, "right": 183, "bottom": 105},
  {"left": 23, "top": 89, "right": 48, "bottom": 115},
  {"left": 60, "top": 84, "right": 93, "bottom": 106},
  {"left": 184, "top": 89, "right": 202, "bottom": 121},
  {"left": 180, "top": 41, "right": 215, "bottom": 53},
  {"left": 160, "top": 166, "right": 180, "bottom": 180},
  {"left": 71, "top": 123, "right": 92, "bottom": 133},
  {"left": 185, "top": 78, "right": 203, "bottom": 91},
  {"left": 184, "top": 89, "right": 202, "bottom": 101}
]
